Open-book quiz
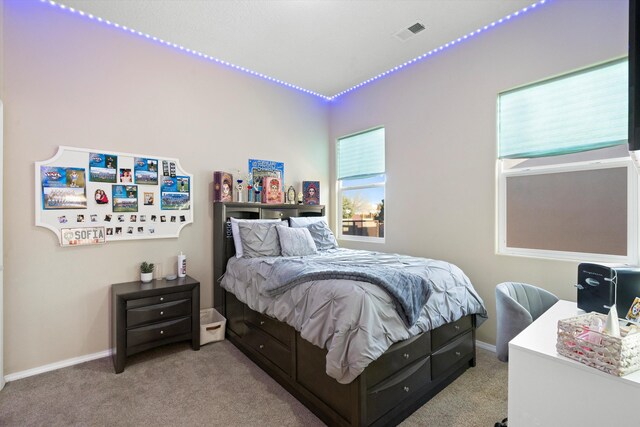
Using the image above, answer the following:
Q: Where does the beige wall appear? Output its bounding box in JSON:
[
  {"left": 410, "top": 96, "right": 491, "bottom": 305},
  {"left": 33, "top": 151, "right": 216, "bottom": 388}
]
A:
[
  {"left": 2, "top": 1, "right": 329, "bottom": 374},
  {"left": 328, "top": 0, "right": 629, "bottom": 345}
]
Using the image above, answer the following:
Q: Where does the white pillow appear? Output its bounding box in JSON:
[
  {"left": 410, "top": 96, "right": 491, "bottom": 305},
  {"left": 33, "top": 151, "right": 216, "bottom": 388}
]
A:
[
  {"left": 289, "top": 216, "right": 327, "bottom": 228},
  {"left": 230, "top": 217, "right": 283, "bottom": 258}
]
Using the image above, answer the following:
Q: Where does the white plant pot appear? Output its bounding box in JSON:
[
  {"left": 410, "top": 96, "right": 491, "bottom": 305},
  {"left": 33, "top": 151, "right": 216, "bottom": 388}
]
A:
[{"left": 140, "top": 272, "right": 153, "bottom": 283}]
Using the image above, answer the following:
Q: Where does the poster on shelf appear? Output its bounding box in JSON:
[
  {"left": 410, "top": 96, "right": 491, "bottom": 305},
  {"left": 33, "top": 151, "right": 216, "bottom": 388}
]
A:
[
  {"left": 112, "top": 185, "right": 138, "bottom": 212},
  {"left": 41, "top": 166, "right": 87, "bottom": 209},
  {"left": 134, "top": 157, "right": 158, "bottom": 185},
  {"left": 161, "top": 176, "right": 190, "bottom": 210},
  {"left": 89, "top": 153, "right": 117, "bottom": 183},
  {"left": 248, "top": 159, "right": 284, "bottom": 190}
]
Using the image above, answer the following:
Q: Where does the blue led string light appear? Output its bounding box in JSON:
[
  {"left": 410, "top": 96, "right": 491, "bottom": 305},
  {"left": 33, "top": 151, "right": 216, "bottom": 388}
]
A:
[{"left": 39, "top": 0, "right": 549, "bottom": 101}]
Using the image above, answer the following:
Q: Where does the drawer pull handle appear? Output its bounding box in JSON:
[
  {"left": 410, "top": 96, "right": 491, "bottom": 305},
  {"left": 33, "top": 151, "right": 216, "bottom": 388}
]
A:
[
  {"left": 259, "top": 344, "right": 265, "bottom": 349},
  {"left": 206, "top": 325, "right": 221, "bottom": 331},
  {"left": 160, "top": 311, "right": 164, "bottom": 315},
  {"left": 260, "top": 320, "right": 265, "bottom": 325},
  {"left": 455, "top": 351, "right": 461, "bottom": 357},
  {"left": 160, "top": 330, "right": 164, "bottom": 335},
  {"left": 160, "top": 297, "right": 164, "bottom": 302},
  {"left": 454, "top": 325, "right": 460, "bottom": 331},
  {"left": 279, "top": 213, "right": 283, "bottom": 216},
  {"left": 403, "top": 386, "right": 410, "bottom": 393},
  {"left": 403, "top": 353, "right": 410, "bottom": 359}
]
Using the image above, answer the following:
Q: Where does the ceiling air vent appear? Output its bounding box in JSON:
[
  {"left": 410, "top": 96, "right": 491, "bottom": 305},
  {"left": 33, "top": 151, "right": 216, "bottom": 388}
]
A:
[{"left": 394, "top": 22, "right": 426, "bottom": 42}]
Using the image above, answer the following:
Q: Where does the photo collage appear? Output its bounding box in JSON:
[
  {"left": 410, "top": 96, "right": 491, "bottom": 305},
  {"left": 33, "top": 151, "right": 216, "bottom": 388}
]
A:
[{"left": 37, "top": 148, "right": 193, "bottom": 243}]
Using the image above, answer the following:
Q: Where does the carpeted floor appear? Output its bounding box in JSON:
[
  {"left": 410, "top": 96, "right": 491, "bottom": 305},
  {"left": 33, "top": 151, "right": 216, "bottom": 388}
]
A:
[{"left": 0, "top": 341, "right": 507, "bottom": 426}]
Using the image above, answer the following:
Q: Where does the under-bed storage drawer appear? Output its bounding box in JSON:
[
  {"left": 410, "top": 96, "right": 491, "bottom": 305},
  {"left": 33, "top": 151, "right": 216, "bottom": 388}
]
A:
[
  {"left": 366, "top": 356, "right": 431, "bottom": 424},
  {"left": 431, "top": 331, "right": 474, "bottom": 378},
  {"left": 366, "top": 331, "right": 431, "bottom": 387},
  {"left": 431, "top": 316, "right": 473, "bottom": 350},
  {"left": 127, "top": 299, "right": 191, "bottom": 328},
  {"left": 126, "top": 316, "right": 191, "bottom": 348},
  {"left": 244, "top": 308, "right": 293, "bottom": 347},
  {"left": 245, "top": 324, "right": 292, "bottom": 375}
]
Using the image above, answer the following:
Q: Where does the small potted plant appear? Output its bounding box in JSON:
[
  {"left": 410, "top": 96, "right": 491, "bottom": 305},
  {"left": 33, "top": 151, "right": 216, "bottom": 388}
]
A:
[{"left": 140, "top": 261, "right": 154, "bottom": 283}]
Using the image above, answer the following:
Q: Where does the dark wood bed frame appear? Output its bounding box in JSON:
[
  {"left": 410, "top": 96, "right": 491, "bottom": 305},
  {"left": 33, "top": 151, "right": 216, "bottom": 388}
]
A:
[{"left": 213, "top": 202, "right": 477, "bottom": 426}]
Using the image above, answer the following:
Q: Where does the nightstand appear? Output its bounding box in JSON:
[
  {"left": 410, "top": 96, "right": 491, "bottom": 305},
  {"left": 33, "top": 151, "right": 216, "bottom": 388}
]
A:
[{"left": 111, "top": 275, "right": 200, "bottom": 373}]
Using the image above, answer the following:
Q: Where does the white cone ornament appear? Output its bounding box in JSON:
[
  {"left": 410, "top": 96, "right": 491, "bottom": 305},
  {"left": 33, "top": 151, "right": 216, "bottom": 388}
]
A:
[{"left": 605, "top": 305, "right": 621, "bottom": 338}]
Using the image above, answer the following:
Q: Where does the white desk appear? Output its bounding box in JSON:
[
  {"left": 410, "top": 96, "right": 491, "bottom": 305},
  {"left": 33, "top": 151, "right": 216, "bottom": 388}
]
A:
[{"left": 509, "top": 300, "right": 640, "bottom": 427}]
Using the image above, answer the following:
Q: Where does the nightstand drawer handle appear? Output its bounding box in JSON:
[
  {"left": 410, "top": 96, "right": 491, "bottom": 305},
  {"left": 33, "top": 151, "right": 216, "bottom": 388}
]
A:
[
  {"left": 260, "top": 320, "right": 265, "bottom": 325},
  {"left": 455, "top": 351, "right": 461, "bottom": 357},
  {"left": 160, "top": 330, "right": 164, "bottom": 335},
  {"left": 160, "top": 297, "right": 164, "bottom": 302},
  {"left": 403, "top": 353, "right": 410, "bottom": 359},
  {"left": 403, "top": 386, "right": 410, "bottom": 393},
  {"left": 259, "top": 344, "right": 265, "bottom": 349},
  {"left": 160, "top": 311, "right": 164, "bottom": 315},
  {"left": 454, "top": 325, "right": 460, "bottom": 331}
]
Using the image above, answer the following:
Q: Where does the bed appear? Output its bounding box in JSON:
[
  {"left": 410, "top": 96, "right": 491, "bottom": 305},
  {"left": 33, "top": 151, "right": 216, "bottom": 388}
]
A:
[{"left": 213, "top": 202, "right": 487, "bottom": 426}]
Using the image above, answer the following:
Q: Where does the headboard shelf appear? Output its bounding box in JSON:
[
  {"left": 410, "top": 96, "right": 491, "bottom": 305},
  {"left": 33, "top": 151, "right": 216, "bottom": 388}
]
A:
[{"left": 212, "top": 201, "right": 325, "bottom": 312}]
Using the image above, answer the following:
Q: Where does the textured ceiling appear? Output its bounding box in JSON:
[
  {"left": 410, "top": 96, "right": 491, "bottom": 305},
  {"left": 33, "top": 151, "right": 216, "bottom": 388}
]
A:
[{"left": 56, "top": 0, "right": 540, "bottom": 98}]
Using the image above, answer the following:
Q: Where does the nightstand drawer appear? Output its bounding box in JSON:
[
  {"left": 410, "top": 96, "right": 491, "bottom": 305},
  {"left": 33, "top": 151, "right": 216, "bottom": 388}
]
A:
[
  {"left": 127, "top": 316, "right": 191, "bottom": 348},
  {"left": 126, "top": 291, "right": 192, "bottom": 309},
  {"left": 127, "top": 299, "right": 191, "bottom": 328},
  {"left": 244, "top": 308, "right": 292, "bottom": 348}
]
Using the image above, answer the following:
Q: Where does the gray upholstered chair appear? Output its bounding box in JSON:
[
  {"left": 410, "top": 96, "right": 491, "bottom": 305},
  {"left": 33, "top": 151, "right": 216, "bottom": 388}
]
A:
[{"left": 495, "top": 282, "right": 559, "bottom": 362}]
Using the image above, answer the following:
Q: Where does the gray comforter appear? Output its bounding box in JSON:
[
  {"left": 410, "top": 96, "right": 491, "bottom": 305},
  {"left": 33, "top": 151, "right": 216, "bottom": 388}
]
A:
[
  {"left": 263, "top": 258, "right": 432, "bottom": 328},
  {"left": 220, "top": 248, "right": 487, "bottom": 384}
]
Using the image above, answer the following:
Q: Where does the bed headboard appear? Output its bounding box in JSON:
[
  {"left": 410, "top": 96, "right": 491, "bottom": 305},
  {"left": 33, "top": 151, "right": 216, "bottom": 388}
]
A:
[{"left": 212, "top": 202, "right": 325, "bottom": 313}]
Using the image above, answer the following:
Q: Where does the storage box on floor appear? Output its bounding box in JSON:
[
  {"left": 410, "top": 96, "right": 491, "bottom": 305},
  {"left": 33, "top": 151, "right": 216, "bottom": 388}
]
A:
[{"left": 200, "top": 308, "right": 226, "bottom": 345}]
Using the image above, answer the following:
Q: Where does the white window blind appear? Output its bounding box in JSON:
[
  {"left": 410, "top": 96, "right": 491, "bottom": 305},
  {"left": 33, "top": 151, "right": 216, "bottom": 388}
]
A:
[
  {"left": 498, "top": 59, "right": 628, "bottom": 159},
  {"left": 337, "top": 128, "right": 385, "bottom": 180}
]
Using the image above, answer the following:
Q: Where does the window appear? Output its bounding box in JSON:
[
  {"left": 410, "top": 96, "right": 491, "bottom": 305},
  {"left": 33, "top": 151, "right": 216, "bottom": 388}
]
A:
[
  {"left": 497, "top": 58, "right": 638, "bottom": 263},
  {"left": 337, "top": 127, "right": 385, "bottom": 241}
]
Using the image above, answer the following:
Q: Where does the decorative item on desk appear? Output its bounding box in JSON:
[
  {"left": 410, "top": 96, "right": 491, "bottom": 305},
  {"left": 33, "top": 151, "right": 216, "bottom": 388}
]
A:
[
  {"left": 254, "top": 182, "right": 262, "bottom": 204},
  {"left": 605, "top": 305, "right": 621, "bottom": 338},
  {"left": 297, "top": 192, "right": 303, "bottom": 205},
  {"left": 140, "top": 261, "right": 154, "bottom": 283}
]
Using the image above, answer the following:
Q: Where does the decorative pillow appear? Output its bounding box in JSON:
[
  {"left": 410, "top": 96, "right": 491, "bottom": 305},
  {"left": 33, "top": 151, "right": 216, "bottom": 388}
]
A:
[
  {"left": 289, "top": 216, "right": 327, "bottom": 228},
  {"left": 276, "top": 226, "right": 318, "bottom": 257},
  {"left": 238, "top": 221, "right": 285, "bottom": 258},
  {"left": 306, "top": 221, "right": 339, "bottom": 251},
  {"left": 230, "top": 218, "right": 282, "bottom": 258}
]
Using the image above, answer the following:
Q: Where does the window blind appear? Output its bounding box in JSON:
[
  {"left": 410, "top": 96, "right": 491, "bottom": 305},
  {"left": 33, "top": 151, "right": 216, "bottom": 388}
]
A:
[
  {"left": 337, "top": 128, "right": 385, "bottom": 180},
  {"left": 498, "top": 59, "right": 628, "bottom": 159}
]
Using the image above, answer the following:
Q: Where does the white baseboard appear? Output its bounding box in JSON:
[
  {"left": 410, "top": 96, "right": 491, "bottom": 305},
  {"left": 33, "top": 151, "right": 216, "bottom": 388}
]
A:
[
  {"left": 4, "top": 349, "right": 111, "bottom": 383},
  {"left": 476, "top": 340, "right": 496, "bottom": 353},
  {"left": 4, "top": 341, "right": 495, "bottom": 383}
]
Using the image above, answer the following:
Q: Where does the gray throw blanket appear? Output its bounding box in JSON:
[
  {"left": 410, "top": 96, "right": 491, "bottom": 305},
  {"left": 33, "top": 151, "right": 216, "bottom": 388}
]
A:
[{"left": 262, "top": 258, "right": 432, "bottom": 328}]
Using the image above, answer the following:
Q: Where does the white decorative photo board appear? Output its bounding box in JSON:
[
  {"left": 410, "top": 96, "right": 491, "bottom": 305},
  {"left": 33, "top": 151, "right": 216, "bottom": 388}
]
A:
[{"left": 35, "top": 146, "right": 193, "bottom": 246}]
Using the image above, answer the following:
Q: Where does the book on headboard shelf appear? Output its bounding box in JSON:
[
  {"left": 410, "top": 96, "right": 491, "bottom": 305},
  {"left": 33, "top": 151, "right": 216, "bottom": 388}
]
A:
[
  {"left": 263, "top": 176, "right": 284, "bottom": 204},
  {"left": 213, "top": 171, "right": 233, "bottom": 202},
  {"left": 303, "top": 181, "right": 319, "bottom": 205}
]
